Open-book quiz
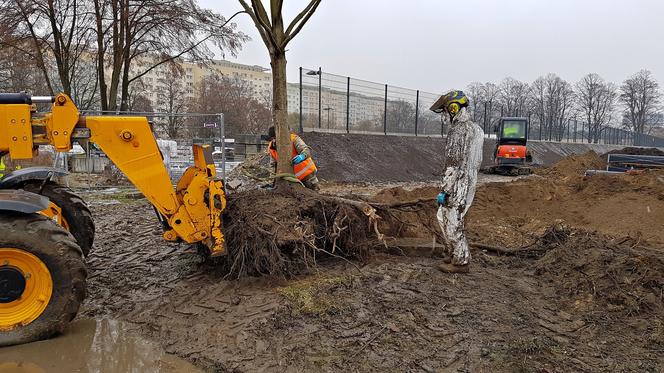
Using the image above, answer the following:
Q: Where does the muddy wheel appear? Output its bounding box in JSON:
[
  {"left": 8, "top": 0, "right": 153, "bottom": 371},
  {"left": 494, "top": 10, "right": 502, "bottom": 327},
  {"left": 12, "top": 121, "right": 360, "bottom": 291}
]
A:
[
  {"left": 19, "top": 181, "right": 95, "bottom": 256},
  {"left": 0, "top": 212, "right": 86, "bottom": 347}
]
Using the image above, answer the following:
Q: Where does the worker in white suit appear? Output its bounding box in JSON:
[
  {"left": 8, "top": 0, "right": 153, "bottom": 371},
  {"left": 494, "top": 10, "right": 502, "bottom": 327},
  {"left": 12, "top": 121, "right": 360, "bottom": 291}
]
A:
[{"left": 430, "top": 90, "right": 484, "bottom": 273}]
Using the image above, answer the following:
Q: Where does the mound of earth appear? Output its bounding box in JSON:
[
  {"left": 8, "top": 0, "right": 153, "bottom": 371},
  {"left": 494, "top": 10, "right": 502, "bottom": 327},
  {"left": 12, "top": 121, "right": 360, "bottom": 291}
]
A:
[
  {"left": 534, "top": 225, "right": 664, "bottom": 316},
  {"left": 369, "top": 185, "right": 439, "bottom": 204},
  {"left": 468, "top": 170, "right": 664, "bottom": 248},
  {"left": 535, "top": 150, "right": 605, "bottom": 178},
  {"left": 603, "top": 146, "right": 664, "bottom": 158},
  {"left": 225, "top": 152, "right": 272, "bottom": 192},
  {"left": 300, "top": 132, "right": 447, "bottom": 182}
]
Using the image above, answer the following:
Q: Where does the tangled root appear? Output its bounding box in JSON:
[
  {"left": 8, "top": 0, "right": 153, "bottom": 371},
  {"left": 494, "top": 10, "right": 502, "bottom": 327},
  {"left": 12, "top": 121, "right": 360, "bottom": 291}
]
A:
[{"left": 220, "top": 186, "right": 384, "bottom": 278}]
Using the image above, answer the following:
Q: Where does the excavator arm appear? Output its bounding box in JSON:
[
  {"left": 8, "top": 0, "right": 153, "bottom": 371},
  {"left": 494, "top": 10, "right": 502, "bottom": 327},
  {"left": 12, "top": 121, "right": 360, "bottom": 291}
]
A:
[{"left": 0, "top": 93, "right": 226, "bottom": 256}]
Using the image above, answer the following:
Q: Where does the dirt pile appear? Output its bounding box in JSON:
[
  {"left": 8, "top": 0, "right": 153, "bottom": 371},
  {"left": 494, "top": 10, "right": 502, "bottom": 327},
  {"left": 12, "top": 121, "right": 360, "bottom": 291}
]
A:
[
  {"left": 533, "top": 226, "right": 664, "bottom": 316},
  {"left": 369, "top": 185, "right": 439, "bottom": 204},
  {"left": 222, "top": 186, "right": 384, "bottom": 277},
  {"left": 535, "top": 150, "right": 605, "bottom": 178},
  {"left": 603, "top": 146, "right": 664, "bottom": 158},
  {"left": 366, "top": 186, "right": 441, "bottom": 240},
  {"left": 300, "top": 132, "right": 446, "bottom": 182},
  {"left": 224, "top": 152, "right": 272, "bottom": 192},
  {"left": 468, "top": 170, "right": 664, "bottom": 247}
]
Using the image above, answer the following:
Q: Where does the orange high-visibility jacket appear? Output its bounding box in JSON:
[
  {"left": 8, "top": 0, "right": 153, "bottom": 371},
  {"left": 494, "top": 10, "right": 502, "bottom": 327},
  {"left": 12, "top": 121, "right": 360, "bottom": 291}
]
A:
[{"left": 268, "top": 133, "right": 317, "bottom": 181}]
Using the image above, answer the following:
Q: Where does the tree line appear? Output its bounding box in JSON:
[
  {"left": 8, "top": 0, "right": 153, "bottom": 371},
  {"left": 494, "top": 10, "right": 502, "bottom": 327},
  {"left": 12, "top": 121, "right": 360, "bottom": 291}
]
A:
[
  {"left": 465, "top": 70, "right": 662, "bottom": 143},
  {"left": 0, "top": 0, "right": 278, "bottom": 136}
]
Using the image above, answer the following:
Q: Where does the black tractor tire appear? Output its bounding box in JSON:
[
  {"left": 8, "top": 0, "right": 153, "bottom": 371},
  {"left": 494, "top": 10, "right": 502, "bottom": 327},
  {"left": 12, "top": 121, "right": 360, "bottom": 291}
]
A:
[
  {"left": 0, "top": 212, "right": 86, "bottom": 347},
  {"left": 19, "top": 181, "right": 95, "bottom": 256}
]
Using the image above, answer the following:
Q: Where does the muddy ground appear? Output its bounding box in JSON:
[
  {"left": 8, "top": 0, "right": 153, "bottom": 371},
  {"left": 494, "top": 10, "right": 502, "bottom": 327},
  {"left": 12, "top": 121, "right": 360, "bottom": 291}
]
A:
[{"left": 76, "top": 153, "right": 664, "bottom": 372}]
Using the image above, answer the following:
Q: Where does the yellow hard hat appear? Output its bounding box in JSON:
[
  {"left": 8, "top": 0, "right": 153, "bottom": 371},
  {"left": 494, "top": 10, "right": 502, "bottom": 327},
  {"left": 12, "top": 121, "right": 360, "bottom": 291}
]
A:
[{"left": 430, "top": 90, "right": 469, "bottom": 115}]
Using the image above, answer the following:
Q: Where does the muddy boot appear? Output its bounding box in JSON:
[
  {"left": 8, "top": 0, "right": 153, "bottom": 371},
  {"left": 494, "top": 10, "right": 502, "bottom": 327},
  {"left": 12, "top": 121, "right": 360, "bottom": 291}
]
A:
[
  {"left": 303, "top": 175, "right": 320, "bottom": 191},
  {"left": 437, "top": 262, "right": 470, "bottom": 274}
]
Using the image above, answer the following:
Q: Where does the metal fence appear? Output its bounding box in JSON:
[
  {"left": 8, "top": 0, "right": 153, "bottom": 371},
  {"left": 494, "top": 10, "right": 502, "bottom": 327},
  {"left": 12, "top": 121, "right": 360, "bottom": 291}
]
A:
[
  {"left": 77, "top": 111, "right": 234, "bottom": 180},
  {"left": 296, "top": 67, "right": 444, "bottom": 136},
  {"left": 473, "top": 104, "right": 664, "bottom": 147},
  {"left": 293, "top": 67, "right": 664, "bottom": 147}
]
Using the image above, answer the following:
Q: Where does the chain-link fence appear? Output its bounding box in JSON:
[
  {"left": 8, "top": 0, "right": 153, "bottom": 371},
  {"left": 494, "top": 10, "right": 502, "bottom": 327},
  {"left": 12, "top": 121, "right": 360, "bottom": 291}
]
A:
[
  {"left": 295, "top": 67, "right": 444, "bottom": 136},
  {"left": 472, "top": 104, "right": 664, "bottom": 147},
  {"left": 292, "top": 67, "right": 664, "bottom": 147}
]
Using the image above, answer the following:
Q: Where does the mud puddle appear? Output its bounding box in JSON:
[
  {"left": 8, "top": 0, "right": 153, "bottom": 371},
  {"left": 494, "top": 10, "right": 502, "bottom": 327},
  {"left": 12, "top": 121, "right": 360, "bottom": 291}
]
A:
[{"left": 0, "top": 318, "right": 201, "bottom": 373}]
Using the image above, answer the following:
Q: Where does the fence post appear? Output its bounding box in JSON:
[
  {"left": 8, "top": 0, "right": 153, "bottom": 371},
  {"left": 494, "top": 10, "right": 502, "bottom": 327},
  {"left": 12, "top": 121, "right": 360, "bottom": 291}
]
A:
[
  {"left": 346, "top": 76, "right": 350, "bottom": 133},
  {"left": 414, "top": 90, "right": 419, "bottom": 136},
  {"left": 383, "top": 84, "right": 388, "bottom": 135},
  {"left": 318, "top": 67, "right": 322, "bottom": 129},
  {"left": 573, "top": 119, "right": 577, "bottom": 143},
  {"left": 483, "top": 102, "right": 488, "bottom": 135},
  {"left": 219, "top": 113, "right": 225, "bottom": 180},
  {"left": 527, "top": 113, "right": 531, "bottom": 140},
  {"left": 299, "top": 67, "right": 303, "bottom": 133}
]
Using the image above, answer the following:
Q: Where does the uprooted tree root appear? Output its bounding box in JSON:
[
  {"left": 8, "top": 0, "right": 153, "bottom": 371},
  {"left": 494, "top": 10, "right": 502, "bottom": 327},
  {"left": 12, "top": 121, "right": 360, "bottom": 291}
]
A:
[{"left": 220, "top": 186, "right": 388, "bottom": 278}]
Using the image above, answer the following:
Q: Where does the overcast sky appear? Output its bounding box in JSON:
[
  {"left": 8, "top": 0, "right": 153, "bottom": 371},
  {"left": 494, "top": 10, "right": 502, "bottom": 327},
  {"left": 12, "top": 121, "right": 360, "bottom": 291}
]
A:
[{"left": 200, "top": 0, "right": 663, "bottom": 94}]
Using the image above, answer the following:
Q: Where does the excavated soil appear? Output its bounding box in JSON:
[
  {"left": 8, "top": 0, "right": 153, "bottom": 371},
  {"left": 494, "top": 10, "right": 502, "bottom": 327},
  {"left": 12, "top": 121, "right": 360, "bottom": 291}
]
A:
[
  {"left": 603, "top": 146, "right": 664, "bottom": 158},
  {"left": 77, "top": 157, "right": 664, "bottom": 372},
  {"left": 535, "top": 150, "right": 606, "bottom": 178}
]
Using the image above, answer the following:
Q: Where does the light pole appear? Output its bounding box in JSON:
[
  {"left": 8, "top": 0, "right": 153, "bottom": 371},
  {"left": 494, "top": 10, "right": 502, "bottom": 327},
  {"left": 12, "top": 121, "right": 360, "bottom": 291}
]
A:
[
  {"left": 306, "top": 68, "right": 322, "bottom": 129},
  {"left": 323, "top": 106, "right": 334, "bottom": 129}
]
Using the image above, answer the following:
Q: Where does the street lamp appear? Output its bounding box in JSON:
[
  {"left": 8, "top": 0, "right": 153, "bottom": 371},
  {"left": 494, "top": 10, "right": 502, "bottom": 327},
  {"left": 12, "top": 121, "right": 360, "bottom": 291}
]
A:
[{"left": 305, "top": 67, "right": 322, "bottom": 128}]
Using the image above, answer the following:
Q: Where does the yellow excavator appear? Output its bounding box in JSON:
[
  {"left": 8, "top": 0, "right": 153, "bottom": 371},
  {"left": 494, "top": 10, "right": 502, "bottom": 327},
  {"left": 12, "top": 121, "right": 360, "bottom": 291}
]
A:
[{"left": 0, "top": 93, "right": 226, "bottom": 346}]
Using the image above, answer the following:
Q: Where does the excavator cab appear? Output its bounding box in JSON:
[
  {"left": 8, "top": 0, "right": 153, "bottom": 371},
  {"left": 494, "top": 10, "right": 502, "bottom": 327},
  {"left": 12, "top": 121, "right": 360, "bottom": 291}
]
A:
[{"left": 484, "top": 117, "right": 532, "bottom": 175}]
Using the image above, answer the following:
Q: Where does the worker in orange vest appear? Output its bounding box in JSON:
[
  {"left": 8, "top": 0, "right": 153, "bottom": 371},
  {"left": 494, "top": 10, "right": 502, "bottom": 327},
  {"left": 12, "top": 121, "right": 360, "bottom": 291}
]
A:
[{"left": 267, "top": 126, "right": 320, "bottom": 191}]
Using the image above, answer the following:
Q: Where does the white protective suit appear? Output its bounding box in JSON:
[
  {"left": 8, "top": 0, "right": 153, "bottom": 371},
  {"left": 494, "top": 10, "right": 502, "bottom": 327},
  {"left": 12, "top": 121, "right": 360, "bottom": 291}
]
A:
[{"left": 437, "top": 108, "right": 484, "bottom": 265}]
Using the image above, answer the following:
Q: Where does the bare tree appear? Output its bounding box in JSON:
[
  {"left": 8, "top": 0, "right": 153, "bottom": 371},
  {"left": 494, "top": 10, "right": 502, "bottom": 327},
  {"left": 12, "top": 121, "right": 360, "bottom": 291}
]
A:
[
  {"left": 191, "top": 74, "right": 271, "bottom": 137},
  {"left": 619, "top": 69, "right": 662, "bottom": 135},
  {"left": 575, "top": 73, "right": 617, "bottom": 143},
  {"left": 0, "top": 46, "right": 48, "bottom": 92},
  {"left": 498, "top": 77, "right": 530, "bottom": 117},
  {"left": 154, "top": 62, "right": 189, "bottom": 139},
  {"left": 530, "top": 74, "right": 575, "bottom": 141},
  {"left": 383, "top": 99, "right": 415, "bottom": 132},
  {"left": 465, "top": 82, "right": 484, "bottom": 122},
  {"left": 0, "top": 0, "right": 97, "bottom": 106},
  {"left": 92, "top": 0, "right": 248, "bottom": 111},
  {"left": 238, "top": 0, "right": 321, "bottom": 184}
]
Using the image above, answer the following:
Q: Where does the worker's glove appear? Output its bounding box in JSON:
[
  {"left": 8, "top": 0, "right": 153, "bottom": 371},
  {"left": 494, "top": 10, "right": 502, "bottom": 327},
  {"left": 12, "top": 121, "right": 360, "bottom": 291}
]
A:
[
  {"left": 436, "top": 192, "right": 447, "bottom": 206},
  {"left": 292, "top": 154, "right": 307, "bottom": 165}
]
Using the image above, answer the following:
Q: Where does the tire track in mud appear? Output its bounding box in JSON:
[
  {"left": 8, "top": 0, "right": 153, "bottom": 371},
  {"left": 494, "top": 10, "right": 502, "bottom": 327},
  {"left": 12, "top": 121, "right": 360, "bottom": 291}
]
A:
[{"left": 80, "top": 200, "right": 286, "bottom": 371}]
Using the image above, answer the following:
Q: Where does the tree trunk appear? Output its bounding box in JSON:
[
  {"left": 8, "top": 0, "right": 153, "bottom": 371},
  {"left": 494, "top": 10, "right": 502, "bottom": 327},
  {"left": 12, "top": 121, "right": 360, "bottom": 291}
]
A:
[
  {"left": 270, "top": 51, "right": 294, "bottom": 186},
  {"left": 93, "top": 0, "right": 108, "bottom": 111}
]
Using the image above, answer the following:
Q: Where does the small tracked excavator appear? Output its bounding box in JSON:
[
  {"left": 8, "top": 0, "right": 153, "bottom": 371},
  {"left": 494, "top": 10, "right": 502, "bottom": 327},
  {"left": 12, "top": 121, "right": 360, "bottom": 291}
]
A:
[
  {"left": 0, "top": 93, "right": 226, "bottom": 346},
  {"left": 483, "top": 117, "right": 533, "bottom": 176}
]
